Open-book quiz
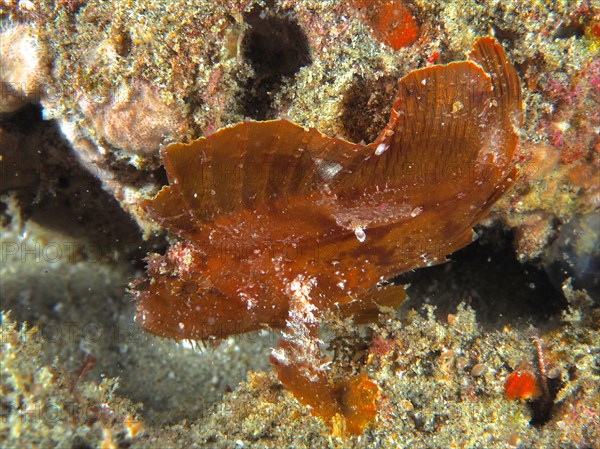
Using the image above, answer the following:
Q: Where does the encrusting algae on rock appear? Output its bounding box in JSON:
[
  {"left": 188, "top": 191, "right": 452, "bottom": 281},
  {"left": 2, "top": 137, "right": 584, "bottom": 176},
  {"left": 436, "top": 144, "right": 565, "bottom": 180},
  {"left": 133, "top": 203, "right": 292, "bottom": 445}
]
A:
[
  {"left": 132, "top": 36, "right": 523, "bottom": 436},
  {"left": 351, "top": 0, "right": 420, "bottom": 50}
]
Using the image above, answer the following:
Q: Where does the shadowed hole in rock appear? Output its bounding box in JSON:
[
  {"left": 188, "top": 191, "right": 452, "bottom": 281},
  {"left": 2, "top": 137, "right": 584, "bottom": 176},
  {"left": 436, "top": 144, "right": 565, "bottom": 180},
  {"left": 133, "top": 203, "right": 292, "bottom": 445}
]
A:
[
  {"left": 71, "top": 436, "right": 93, "bottom": 449},
  {"left": 393, "top": 226, "right": 568, "bottom": 329},
  {"left": 0, "top": 103, "right": 161, "bottom": 268},
  {"left": 529, "top": 375, "right": 562, "bottom": 426},
  {"left": 552, "top": 20, "right": 586, "bottom": 40},
  {"left": 239, "top": 5, "right": 311, "bottom": 119},
  {"left": 340, "top": 74, "right": 398, "bottom": 143},
  {"left": 543, "top": 212, "right": 600, "bottom": 301}
]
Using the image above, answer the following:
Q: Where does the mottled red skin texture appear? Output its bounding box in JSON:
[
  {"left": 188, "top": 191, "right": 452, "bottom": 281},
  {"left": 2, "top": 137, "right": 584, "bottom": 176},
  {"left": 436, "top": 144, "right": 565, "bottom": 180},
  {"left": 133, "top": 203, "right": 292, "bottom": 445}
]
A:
[{"left": 133, "top": 37, "right": 522, "bottom": 435}]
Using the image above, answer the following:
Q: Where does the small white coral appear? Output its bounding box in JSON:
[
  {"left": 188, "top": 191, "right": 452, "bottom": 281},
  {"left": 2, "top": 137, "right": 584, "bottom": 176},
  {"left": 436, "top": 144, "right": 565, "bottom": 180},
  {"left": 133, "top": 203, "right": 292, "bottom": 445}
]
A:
[
  {"left": 77, "top": 80, "right": 186, "bottom": 155},
  {"left": 0, "top": 23, "right": 43, "bottom": 113}
]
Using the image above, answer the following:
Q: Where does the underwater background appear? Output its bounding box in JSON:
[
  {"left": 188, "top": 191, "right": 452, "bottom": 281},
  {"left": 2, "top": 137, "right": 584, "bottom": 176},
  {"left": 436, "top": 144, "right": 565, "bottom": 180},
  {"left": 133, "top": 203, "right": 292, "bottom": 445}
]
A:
[{"left": 1, "top": 1, "right": 599, "bottom": 448}]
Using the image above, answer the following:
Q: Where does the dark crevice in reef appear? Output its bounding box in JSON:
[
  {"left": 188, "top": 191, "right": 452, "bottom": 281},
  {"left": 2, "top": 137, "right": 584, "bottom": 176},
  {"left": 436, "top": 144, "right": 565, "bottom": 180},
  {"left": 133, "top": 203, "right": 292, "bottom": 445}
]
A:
[
  {"left": 394, "top": 226, "right": 568, "bottom": 329},
  {"left": 543, "top": 212, "right": 600, "bottom": 302},
  {"left": 0, "top": 104, "right": 156, "bottom": 268},
  {"left": 491, "top": 24, "right": 522, "bottom": 51},
  {"left": 529, "top": 375, "right": 561, "bottom": 426},
  {"left": 71, "top": 436, "right": 94, "bottom": 449},
  {"left": 552, "top": 18, "right": 587, "bottom": 40},
  {"left": 239, "top": 4, "right": 311, "bottom": 119},
  {"left": 340, "top": 74, "right": 398, "bottom": 144}
]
